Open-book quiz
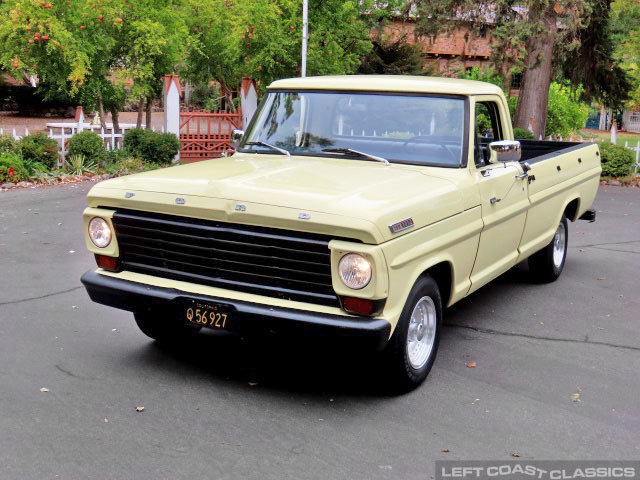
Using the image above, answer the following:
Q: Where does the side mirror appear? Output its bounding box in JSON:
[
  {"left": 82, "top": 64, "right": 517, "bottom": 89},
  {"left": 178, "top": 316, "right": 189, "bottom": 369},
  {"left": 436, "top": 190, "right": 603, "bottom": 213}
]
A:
[
  {"left": 488, "top": 140, "right": 521, "bottom": 164},
  {"left": 231, "top": 129, "right": 244, "bottom": 148}
]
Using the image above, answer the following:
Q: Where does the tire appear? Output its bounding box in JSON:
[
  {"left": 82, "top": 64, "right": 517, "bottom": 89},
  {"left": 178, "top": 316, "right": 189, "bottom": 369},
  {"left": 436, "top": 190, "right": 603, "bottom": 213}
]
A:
[
  {"left": 134, "top": 312, "right": 200, "bottom": 342},
  {"left": 382, "top": 275, "right": 443, "bottom": 392},
  {"left": 528, "top": 214, "right": 568, "bottom": 283}
]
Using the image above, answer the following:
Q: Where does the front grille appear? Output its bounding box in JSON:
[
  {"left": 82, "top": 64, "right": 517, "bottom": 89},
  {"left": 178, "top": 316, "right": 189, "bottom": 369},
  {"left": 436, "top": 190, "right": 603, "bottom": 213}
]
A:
[{"left": 110, "top": 209, "right": 347, "bottom": 307}]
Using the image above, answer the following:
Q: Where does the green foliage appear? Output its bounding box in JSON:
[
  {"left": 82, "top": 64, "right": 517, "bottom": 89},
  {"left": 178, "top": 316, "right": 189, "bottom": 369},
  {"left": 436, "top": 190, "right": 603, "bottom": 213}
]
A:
[
  {"left": 67, "top": 154, "right": 97, "bottom": 175},
  {"left": 597, "top": 141, "right": 635, "bottom": 177},
  {"left": 105, "top": 148, "right": 132, "bottom": 164},
  {"left": 0, "top": 152, "right": 29, "bottom": 182},
  {"left": 545, "top": 83, "right": 590, "bottom": 137},
  {"left": 103, "top": 155, "right": 163, "bottom": 176},
  {"left": 359, "top": 35, "right": 428, "bottom": 75},
  {"left": 0, "top": 135, "right": 18, "bottom": 154},
  {"left": 612, "top": 0, "right": 640, "bottom": 109},
  {"left": 124, "top": 128, "right": 180, "bottom": 164},
  {"left": 68, "top": 131, "right": 106, "bottom": 164},
  {"left": 459, "top": 67, "right": 505, "bottom": 91},
  {"left": 19, "top": 133, "right": 58, "bottom": 170},
  {"left": 513, "top": 128, "right": 535, "bottom": 139}
]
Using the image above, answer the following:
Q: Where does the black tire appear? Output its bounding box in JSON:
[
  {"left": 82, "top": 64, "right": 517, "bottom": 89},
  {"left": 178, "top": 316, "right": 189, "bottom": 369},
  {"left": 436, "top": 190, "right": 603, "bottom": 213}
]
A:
[
  {"left": 382, "top": 275, "right": 443, "bottom": 392},
  {"left": 528, "top": 214, "right": 568, "bottom": 283},
  {"left": 134, "top": 312, "right": 200, "bottom": 342}
]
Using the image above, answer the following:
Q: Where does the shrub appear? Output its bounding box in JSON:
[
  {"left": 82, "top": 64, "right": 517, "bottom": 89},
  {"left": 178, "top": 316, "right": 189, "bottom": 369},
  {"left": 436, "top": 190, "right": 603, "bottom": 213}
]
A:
[
  {"left": 104, "top": 155, "right": 162, "bottom": 176},
  {"left": 0, "top": 152, "right": 29, "bottom": 182},
  {"left": 124, "top": 128, "right": 180, "bottom": 164},
  {"left": 68, "top": 131, "right": 106, "bottom": 164},
  {"left": 545, "top": 83, "right": 590, "bottom": 137},
  {"left": 67, "top": 154, "right": 97, "bottom": 175},
  {"left": 105, "top": 148, "right": 132, "bottom": 164},
  {"left": 0, "top": 135, "right": 18, "bottom": 154},
  {"left": 597, "top": 142, "right": 634, "bottom": 177},
  {"left": 513, "top": 128, "right": 535, "bottom": 139},
  {"left": 122, "top": 128, "right": 146, "bottom": 154},
  {"left": 19, "top": 133, "right": 59, "bottom": 170}
]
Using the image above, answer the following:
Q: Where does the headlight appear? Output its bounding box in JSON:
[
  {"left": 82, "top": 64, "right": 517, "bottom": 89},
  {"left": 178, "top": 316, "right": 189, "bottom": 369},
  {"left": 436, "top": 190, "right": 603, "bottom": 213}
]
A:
[
  {"left": 338, "top": 253, "right": 372, "bottom": 290},
  {"left": 88, "top": 217, "right": 112, "bottom": 248}
]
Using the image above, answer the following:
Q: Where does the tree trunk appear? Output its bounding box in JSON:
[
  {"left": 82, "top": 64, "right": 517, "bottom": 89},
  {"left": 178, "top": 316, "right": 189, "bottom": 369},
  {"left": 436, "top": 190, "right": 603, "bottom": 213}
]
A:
[
  {"left": 513, "top": 2, "right": 557, "bottom": 139},
  {"left": 136, "top": 98, "right": 145, "bottom": 129},
  {"left": 145, "top": 97, "right": 153, "bottom": 130},
  {"left": 110, "top": 108, "right": 121, "bottom": 148},
  {"left": 96, "top": 93, "right": 108, "bottom": 132}
]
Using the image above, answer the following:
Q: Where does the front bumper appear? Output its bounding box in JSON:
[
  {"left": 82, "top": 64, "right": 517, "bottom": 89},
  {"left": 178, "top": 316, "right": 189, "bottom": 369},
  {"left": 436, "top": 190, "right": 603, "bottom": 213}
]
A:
[{"left": 81, "top": 270, "right": 391, "bottom": 350}]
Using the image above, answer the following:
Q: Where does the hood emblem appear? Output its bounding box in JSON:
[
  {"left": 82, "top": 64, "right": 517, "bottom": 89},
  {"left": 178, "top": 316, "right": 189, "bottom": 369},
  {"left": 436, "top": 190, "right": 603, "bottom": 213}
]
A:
[
  {"left": 235, "top": 204, "right": 247, "bottom": 212},
  {"left": 298, "top": 212, "right": 311, "bottom": 220},
  {"left": 389, "top": 218, "right": 414, "bottom": 234},
  {"left": 175, "top": 198, "right": 185, "bottom": 205}
]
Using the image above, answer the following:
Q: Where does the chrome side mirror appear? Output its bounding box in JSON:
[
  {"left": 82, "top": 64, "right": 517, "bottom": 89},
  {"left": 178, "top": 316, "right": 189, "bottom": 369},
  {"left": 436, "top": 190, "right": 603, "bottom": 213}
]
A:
[
  {"left": 488, "top": 140, "right": 521, "bottom": 164},
  {"left": 231, "top": 129, "right": 244, "bottom": 148}
]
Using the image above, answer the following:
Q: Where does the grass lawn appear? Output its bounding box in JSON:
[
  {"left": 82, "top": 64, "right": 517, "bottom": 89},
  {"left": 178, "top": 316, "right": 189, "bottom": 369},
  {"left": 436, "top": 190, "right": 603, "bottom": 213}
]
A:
[{"left": 580, "top": 128, "right": 640, "bottom": 147}]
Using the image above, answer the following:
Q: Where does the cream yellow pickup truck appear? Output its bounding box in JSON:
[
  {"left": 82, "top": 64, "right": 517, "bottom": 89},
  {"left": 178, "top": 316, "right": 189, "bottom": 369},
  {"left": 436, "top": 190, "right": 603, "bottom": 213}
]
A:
[{"left": 81, "top": 76, "right": 600, "bottom": 390}]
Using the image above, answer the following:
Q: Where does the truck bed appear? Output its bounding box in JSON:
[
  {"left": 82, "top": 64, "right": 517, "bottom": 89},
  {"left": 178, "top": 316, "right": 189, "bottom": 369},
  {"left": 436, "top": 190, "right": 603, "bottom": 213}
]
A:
[{"left": 518, "top": 140, "right": 589, "bottom": 163}]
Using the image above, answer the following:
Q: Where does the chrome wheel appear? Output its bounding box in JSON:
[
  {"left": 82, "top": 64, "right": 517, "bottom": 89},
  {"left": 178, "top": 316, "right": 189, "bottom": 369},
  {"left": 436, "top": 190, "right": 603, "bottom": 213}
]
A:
[
  {"left": 406, "top": 296, "right": 437, "bottom": 369},
  {"left": 552, "top": 222, "right": 566, "bottom": 268}
]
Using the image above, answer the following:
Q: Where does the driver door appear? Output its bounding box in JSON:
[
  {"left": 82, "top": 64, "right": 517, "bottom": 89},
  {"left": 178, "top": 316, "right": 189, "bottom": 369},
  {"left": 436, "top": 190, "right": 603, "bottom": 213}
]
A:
[{"left": 468, "top": 97, "right": 529, "bottom": 294}]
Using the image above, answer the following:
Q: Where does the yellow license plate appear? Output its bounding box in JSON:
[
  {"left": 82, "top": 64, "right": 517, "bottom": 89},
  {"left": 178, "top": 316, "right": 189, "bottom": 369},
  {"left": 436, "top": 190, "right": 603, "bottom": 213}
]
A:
[{"left": 184, "top": 301, "right": 232, "bottom": 330}]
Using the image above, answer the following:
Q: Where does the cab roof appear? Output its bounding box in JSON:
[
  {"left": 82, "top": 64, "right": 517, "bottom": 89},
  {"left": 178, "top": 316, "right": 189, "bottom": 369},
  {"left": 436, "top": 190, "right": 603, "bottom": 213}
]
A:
[{"left": 268, "top": 75, "right": 503, "bottom": 96}]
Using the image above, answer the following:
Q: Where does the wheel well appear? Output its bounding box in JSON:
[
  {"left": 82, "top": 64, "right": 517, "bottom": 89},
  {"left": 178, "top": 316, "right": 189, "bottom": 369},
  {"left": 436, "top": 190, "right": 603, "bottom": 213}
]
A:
[
  {"left": 564, "top": 198, "right": 580, "bottom": 222},
  {"left": 422, "top": 262, "right": 452, "bottom": 308}
]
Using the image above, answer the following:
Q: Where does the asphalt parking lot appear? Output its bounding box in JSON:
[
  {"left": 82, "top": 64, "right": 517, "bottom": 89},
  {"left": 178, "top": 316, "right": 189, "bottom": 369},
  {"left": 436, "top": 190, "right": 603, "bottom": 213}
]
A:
[{"left": 1, "top": 183, "right": 639, "bottom": 480}]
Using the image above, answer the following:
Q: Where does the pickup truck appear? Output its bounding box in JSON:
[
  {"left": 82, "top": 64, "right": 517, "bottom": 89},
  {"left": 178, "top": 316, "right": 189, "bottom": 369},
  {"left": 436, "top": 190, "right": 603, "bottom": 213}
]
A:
[{"left": 81, "top": 75, "right": 600, "bottom": 390}]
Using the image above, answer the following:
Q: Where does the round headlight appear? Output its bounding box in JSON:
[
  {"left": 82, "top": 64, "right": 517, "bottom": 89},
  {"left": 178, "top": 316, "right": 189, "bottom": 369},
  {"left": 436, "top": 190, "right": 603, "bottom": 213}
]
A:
[
  {"left": 338, "top": 253, "right": 372, "bottom": 290},
  {"left": 88, "top": 217, "right": 112, "bottom": 248}
]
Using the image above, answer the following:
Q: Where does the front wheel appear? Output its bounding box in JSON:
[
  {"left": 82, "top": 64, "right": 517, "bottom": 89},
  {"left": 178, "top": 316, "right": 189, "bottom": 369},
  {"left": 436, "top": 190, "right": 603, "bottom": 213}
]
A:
[
  {"left": 528, "top": 214, "right": 568, "bottom": 283},
  {"left": 382, "top": 275, "right": 442, "bottom": 392}
]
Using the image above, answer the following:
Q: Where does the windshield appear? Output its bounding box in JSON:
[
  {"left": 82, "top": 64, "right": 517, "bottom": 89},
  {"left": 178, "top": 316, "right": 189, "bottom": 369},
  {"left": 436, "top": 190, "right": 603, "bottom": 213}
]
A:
[{"left": 239, "top": 91, "right": 467, "bottom": 166}]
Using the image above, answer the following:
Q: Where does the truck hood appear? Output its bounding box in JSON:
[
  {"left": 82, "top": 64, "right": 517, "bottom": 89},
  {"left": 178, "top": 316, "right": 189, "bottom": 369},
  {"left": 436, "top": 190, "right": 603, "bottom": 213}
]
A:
[{"left": 88, "top": 154, "right": 465, "bottom": 244}]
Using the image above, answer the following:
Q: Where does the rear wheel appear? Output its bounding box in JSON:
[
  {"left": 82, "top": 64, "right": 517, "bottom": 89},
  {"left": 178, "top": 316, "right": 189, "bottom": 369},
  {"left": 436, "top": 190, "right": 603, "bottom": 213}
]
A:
[
  {"left": 134, "top": 312, "right": 200, "bottom": 342},
  {"left": 528, "top": 214, "right": 568, "bottom": 283},
  {"left": 382, "top": 275, "right": 442, "bottom": 392}
]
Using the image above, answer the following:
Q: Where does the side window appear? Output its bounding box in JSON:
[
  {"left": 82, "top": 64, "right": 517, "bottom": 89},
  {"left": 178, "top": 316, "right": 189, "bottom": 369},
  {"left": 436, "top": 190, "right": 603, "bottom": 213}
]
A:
[{"left": 474, "top": 101, "right": 503, "bottom": 166}]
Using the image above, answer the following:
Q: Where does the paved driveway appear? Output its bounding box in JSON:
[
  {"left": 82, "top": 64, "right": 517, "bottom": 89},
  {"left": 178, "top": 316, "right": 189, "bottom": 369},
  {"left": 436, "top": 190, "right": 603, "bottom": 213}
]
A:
[{"left": 1, "top": 183, "right": 638, "bottom": 480}]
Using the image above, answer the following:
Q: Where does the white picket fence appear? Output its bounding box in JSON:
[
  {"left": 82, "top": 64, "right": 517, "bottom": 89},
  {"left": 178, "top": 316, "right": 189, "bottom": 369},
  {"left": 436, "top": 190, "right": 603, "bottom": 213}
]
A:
[{"left": 1, "top": 123, "right": 164, "bottom": 167}]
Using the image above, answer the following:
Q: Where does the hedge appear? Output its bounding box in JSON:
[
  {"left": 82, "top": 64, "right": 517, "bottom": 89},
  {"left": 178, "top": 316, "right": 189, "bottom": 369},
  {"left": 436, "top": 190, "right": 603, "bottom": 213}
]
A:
[
  {"left": 19, "top": 133, "right": 59, "bottom": 170},
  {"left": 598, "top": 142, "right": 635, "bottom": 177},
  {"left": 123, "top": 128, "right": 180, "bottom": 164},
  {"left": 68, "top": 131, "right": 107, "bottom": 164}
]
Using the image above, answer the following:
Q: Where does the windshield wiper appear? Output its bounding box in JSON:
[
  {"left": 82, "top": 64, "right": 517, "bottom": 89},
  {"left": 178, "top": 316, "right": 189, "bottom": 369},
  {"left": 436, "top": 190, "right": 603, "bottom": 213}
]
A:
[
  {"left": 244, "top": 141, "right": 290, "bottom": 157},
  {"left": 321, "top": 148, "right": 390, "bottom": 166}
]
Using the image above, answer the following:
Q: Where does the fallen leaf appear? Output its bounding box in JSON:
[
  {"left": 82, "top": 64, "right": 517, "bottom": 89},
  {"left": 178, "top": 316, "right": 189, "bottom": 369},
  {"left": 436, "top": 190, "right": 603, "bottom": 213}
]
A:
[
  {"left": 512, "top": 452, "right": 520, "bottom": 457},
  {"left": 136, "top": 406, "right": 144, "bottom": 412},
  {"left": 571, "top": 387, "right": 583, "bottom": 403},
  {"left": 466, "top": 362, "right": 477, "bottom": 368},
  {"left": 40, "top": 387, "right": 49, "bottom": 392},
  {"left": 597, "top": 277, "right": 605, "bottom": 281},
  {"left": 442, "top": 449, "right": 450, "bottom": 453}
]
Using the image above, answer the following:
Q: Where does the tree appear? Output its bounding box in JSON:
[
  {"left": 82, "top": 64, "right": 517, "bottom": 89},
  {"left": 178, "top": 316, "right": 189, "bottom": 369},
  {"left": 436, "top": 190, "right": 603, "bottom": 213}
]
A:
[
  {"left": 411, "top": 1, "right": 623, "bottom": 138},
  {"left": 183, "top": 0, "right": 399, "bottom": 97},
  {"left": 359, "top": 34, "right": 429, "bottom": 75},
  {"left": 611, "top": 0, "right": 640, "bottom": 110},
  {"left": 0, "top": 0, "right": 187, "bottom": 132}
]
